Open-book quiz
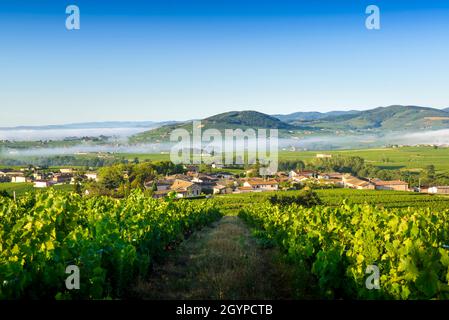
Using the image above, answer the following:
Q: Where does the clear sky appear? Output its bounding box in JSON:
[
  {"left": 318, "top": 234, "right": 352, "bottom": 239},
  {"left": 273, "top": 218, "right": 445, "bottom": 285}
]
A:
[{"left": 1, "top": 0, "right": 449, "bottom": 126}]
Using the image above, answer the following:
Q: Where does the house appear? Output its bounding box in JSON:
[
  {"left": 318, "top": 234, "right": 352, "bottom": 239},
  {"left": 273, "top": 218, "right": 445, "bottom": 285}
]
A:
[
  {"left": 191, "top": 174, "right": 218, "bottom": 184},
  {"left": 166, "top": 174, "right": 191, "bottom": 181},
  {"left": 324, "top": 178, "right": 345, "bottom": 187},
  {"left": 145, "top": 179, "right": 174, "bottom": 192},
  {"left": 342, "top": 175, "right": 375, "bottom": 190},
  {"left": 318, "top": 172, "right": 343, "bottom": 180},
  {"left": 60, "top": 168, "right": 74, "bottom": 174},
  {"left": 215, "top": 172, "right": 234, "bottom": 179},
  {"left": 290, "top": 175, "right": 313, "bottom": 184},
  {"left": 32, "top": 173, "right": 44, "bottom": 180},
  {"left": 0, "top": 169, "right": 14, "bottom": 176},
  {"left": 289, "top": 170, "right": 316, "bottom": 180},
  {"left": 243, "top": 178, "right": 279, "bottom": 191},
  {"left": 191, "top": 174, "right": 218, "bottom": 193},
  {"left": 213, "top": 184, "right": 232, "bottom": 195},
  {"left": 170, "top": 179, "right": 202, "bottom": 198},
  {"left": 85, "top": 172, "right": 99, "bottom": 181},
  {"left": 316, "top": 154, "right": 332, "bottom": 159},
  {"left": 372, "top": 179, "right": 409, "bottom": 191},
  {"left": 34, "top": 181, "right": 53, "bottom": 188},
  {"left": 11, "top": 174, "right": 26, "bottom": 183},
  {"left": 52, "top": 173, "right": 73, "bottom": 183},
  {"left": 235, "top": 186, "right": 256, "bottom": 193},
  {"left": 428, "top": 186, "right": 449, "bottom": 194}
]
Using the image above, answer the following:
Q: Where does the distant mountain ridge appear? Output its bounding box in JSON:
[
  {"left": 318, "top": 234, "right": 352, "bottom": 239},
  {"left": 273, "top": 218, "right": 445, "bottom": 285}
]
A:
[
  {"left": 0, "top": 121, "right": 177, "bottom": 131},
  {"left": 304, "top": 105, "right": 449, "bottom": 131},
  {"left": 131, "top": 105, "right": 449, "bottom": 143}
]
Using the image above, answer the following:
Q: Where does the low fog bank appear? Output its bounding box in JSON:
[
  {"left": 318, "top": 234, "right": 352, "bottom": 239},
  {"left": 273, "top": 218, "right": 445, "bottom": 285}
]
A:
[
  {"left": 1, "top": 143, "right": 174, "bottom": 157},
  {"left": 0, "top": 127, "right": 147, "bottom": 141},
  {"left": 1, "top": 129, "right": 448, "bottom": 158}
]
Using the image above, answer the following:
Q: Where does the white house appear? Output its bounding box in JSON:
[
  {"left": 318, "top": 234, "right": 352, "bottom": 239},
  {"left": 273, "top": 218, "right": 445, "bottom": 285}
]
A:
[
  {"left": 316, "top": 154, "right": 332, "bottom": 159},
  {"left": 85, "top": 172, "right": 99, "bottom": 181},
  {"left": 428, "top": 186, "right": 449, "bottom": 194},
  {"left": 11, "top": 176, "right": 27, "bottom": 183},
  {"left": 60, "top": 168, "right": 74, "bottom": 174},
  {"left": 34, "top": 181, "right": 53, "bottom": 188},
  {"left": 288, "top": 170, "right": 315, "bottom": 180},
  {"left": 213, "top": 184, "right": 233, "bottom": 195},
  {"left": 243, "top": 178, "right": 279, "bottom": 191}
]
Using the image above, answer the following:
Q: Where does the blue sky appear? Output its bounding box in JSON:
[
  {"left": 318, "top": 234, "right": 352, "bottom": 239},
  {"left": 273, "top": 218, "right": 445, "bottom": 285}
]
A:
[{"left": 1, "top": 0, "right": 449, "bottom": 126}]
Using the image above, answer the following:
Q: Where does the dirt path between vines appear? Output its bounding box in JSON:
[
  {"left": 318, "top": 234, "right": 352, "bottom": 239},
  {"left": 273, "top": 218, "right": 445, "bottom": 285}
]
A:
[{"left": 134, "top": 216, "right": 296, "bottom": 300}]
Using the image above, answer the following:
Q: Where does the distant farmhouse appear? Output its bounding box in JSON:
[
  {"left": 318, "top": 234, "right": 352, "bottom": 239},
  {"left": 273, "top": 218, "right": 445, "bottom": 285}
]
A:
[
  {"left": 243, "top": 178, "right": 279, "bottom": 192},
  {"left": 371, "top": 179, "right": 409, "bottom": 191},
  {"left": 428, "top": 186, "right": 449, "bottom": 195},
  {"left": 342, "top": 175, "right": 375, "bottom": 190},
  {"left": 170, "top": 179, "right": 202, "bottom": 198},
  {"left": 316, "top": 153, "right": 332, "bottom": 159},
  {"left": 34, "top": 181, "right": 54, "bottom": 188},
  {"left": 342, "top": 175, "right": 409, "bottom": 191}
]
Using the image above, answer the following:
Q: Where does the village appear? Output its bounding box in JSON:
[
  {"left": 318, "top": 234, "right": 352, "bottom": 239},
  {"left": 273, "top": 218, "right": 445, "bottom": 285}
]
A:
[
  {"left": 2, "top": 153, "right": 449, "bottom": 198},
  {"left": 0, "top": 167, "right": 99, "bottom": 189}
]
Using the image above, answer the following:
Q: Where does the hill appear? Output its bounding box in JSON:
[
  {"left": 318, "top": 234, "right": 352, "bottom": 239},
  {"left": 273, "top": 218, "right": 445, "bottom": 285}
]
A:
[
  {"left": 130, "top": 106, "right": 449, "bottom": 144},
  {"left": 203, "top": 111, "right": 294, "bottom": 130},
  {"left": 306, "top": 105, "right": 449, "bottom": 131},
  {"left": 130, "top": 111, "right": 298, "bottom": 143}
]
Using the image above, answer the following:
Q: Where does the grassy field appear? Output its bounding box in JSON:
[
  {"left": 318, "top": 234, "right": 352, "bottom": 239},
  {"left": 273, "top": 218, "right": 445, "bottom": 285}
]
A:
[
  {"left": 117, "top": 153, "right": 172, "bottom": 162},
  {"left": 279, "top": 146, "right": 449, "bottom": 172},
  {"left": 0, "top": 183, "right": 34, "bottom": 197},
  {"left": 0, "top": 182, "right": 74, "bottom": 197},
  {"left": 118, "top": 146, "right": 449, "bottom": 172}
]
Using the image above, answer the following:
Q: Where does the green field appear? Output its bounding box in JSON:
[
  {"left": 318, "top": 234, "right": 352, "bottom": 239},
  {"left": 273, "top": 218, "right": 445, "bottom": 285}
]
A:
[
  {"left": 117, "top": 146, "right": 449, "bottom": 172},
  {"left": 0, "top": 183, "right": 34, "bottom": 197},
  {"left": 279, "top": 146, "right": 449, "bottom": 172},
  {"left": 117, "top": 153, "right": 172, "bottom": 162},
  {"left": 0, "top": 182, "right": 74, "bottom": 197}
]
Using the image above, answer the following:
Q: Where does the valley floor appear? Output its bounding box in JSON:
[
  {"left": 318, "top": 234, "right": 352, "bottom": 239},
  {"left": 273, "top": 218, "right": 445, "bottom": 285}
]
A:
[{"left": 134, "top": 216, "right": 307, "bottom": 300}]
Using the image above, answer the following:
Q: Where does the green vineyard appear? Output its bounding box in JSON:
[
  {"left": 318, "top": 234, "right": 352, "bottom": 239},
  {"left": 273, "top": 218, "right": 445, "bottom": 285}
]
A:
[
  {"left": 239, "top": 201, "right": 449, "bottom": 299},
  {"left": 0, "top": 190, "right": 221, "bottom": 299},
  {"left": 214, "top": 189, "right": 449, "bottom": 215},
  {"left": 2, "top": 187, "right": 449, "bottom": 299}
]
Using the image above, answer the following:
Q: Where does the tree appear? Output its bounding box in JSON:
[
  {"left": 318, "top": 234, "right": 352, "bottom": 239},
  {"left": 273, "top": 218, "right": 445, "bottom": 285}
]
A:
[
  {"left": 151, "top": 181, "right": 158, "bottom": 192},
  {"left": 98, "top": 165, "right": 125, "bottom": 190},
  {"left": 420, "top": 164, "right": 436, "bottom": 185},
  {"left": 129, "top": 163, "right": 156, "bottom": 190},
  {"left": 73, "top": 175, "right": 83, "bottom": 195},
  {"left": 426, "top": 165, "right": 436, "bottom": 180}
]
